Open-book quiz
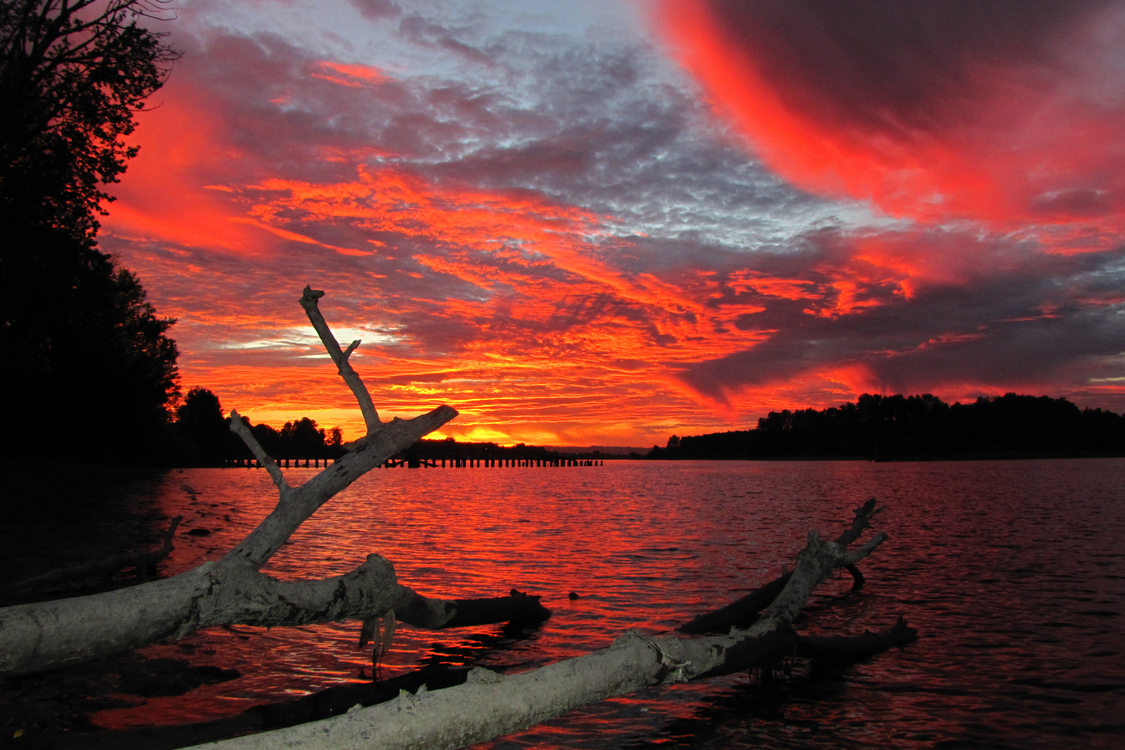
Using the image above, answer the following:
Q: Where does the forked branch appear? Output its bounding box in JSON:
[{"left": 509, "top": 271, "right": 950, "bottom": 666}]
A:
[
  {"left": 0, "top": 288, "right": 474, "bottom": 677},
  {"left": 223, "top": 287, "right": 458, "bottom": 568},
  {"left": 299, "top": 285, "right": 380, "bottom": 432},
  {"left": 230, "top": 410, "right": 290, "bottom": 494}
]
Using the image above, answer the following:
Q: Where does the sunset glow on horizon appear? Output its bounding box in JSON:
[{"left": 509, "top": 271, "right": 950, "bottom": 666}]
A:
[{"left": 99, "top": 0, "right": 1125, "bottom": 447}]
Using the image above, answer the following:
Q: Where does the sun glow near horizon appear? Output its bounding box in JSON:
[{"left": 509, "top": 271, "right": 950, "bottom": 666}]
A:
[{"left": 102, "top": 0, "right": 1125, "bottom": 446}]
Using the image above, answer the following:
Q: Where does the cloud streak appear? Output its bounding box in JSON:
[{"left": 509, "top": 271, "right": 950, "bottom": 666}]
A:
[
  {"left": 97, "top": 0, "right": 1125, "bottom": 446},
  {"left": 656, "top": 0, "right": 1125, "bottom": 236}
]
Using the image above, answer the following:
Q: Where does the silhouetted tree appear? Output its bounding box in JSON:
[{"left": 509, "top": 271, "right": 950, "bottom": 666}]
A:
[
  {"left": 282, "top": 417, "right": 327, "bottom": 458},
  {"left": 0, "top": 0, "right": 180, "bottom": 461},
  {"left": 0, "top": 233, "right": 179, "bottom": 459},
  {"left": 652, "top": 393, "right": 1125, "bottom": 460},
  {"left": 223, "top": 417, "right": 346, "bottom": 463},
  {"left": 0, "top": 0, "right": 178, "bottom": 243},
  {"left": 250, "top": 423, "right": 282, "bottom": 458},
  {"left": 174, "top": 387, "right": 233, "bottom": 465}
]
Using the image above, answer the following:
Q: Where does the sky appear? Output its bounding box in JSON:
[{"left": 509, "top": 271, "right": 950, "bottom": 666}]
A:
[{"left": 99, "top": 0, "right": 1125, "bottom": 447}]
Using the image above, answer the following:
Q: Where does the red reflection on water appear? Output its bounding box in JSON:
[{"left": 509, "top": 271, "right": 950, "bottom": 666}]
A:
[
  {"left": 93, "top": 463, "right": 820, "bottom": 730},
  {"left": 87, "top": 460, "right": 1125, "bottom": 749}
]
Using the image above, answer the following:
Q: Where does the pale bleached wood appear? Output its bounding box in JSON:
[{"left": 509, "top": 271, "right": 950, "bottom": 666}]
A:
[
  {"left": 230, "top": 410, "right": 290, "bottom": 493},
  {"left": 0, "top": 288, "right": 481, "bottom": 677},
  {"left": 299, "top": 286, "right": 380, "bottom": 432},
  {"left": 0, "top": 553, "right": 544, "bottom": 677},
  {"left": 188, "top": 501, "right": 902, "bottom": 750}
]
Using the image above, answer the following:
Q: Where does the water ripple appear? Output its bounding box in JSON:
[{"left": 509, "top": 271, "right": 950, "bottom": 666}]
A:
[{"left": 76, "top": 459, "right": 1125, "bottom": 748}]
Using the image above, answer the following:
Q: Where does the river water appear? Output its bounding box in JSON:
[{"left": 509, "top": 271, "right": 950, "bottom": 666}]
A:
[{"left": 10, "top": 459, "right": 1125, "bottom": 747}]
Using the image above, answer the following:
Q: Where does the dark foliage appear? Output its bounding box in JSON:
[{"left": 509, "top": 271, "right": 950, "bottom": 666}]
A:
[
  {"left": 0, "top": 0, "right": 178, "bottom": 244},
  {"left": 0, "top": 1, "right": 180, "bottom": 461},
  {"left": 0, "top": 224, "right": 180, "bottom": 459},
  {"left": 171, "top": 387, "right": 239, "bottom": 466},
  {"left": 247, "top": 417, "right": 344, "bottom": 461},
  {"left": 166, "top": 387, "right": 346, "bottom": 465},
  {"left": 649, "top": 393, "right": 1125, "bottom": 460},
  {"left": 386, "top": 437, "right": 604, "bottom": 466}
]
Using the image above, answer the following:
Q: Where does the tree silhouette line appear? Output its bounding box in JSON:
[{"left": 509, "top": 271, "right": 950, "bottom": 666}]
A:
[
  {"left": 649, "top": 393, "right": 1125, "bottom": 460},
  {"left": 1, "top": 2, "right": 181, "bottom": 462},
  {"left": 171, "top": 387, "right": 344, "bottom": 467},
  {"left": 170, "top": 387, "right": 598, "bottom": 468}
]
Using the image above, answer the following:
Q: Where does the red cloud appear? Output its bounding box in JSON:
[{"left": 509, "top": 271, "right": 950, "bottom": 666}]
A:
[
  {"left": 95, "top": 8, "right": 1125, "bottom": 448},
  {"left": 655, "top": 0, "right": 1125, "bottom": 241},
  {"left": 310, "top": 61, "right": 387, "bottom": 88}
]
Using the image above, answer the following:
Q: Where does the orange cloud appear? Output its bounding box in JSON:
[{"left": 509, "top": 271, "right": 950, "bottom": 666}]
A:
[
  {"left": 654, "top": 0, "right": 1125, "bottom": 243},
  {"left": 310, "top": 61, "right": 387, "bottom": 88},
  {"left": 95, "top": 8, "right": 1125, "bottom": 449}
]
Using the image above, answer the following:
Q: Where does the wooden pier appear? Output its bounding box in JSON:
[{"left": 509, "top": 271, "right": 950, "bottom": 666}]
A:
[
  {"left": 226, "top": 456, "right": 603, "bottom": 469},
  {"left": 380, "top": 456, "right": 602, "bottom": 468}
]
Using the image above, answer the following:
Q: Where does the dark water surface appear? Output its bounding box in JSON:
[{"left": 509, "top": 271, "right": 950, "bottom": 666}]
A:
[{"left": 10, "top": 459, "right": 1125, "bottom": 747}]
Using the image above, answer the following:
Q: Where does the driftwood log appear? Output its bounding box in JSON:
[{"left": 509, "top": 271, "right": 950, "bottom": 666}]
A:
[
  {"left": 11, "top": 514, "right": 913, "bottom": 750},
  {"left": 0, "top": 287, "right": 546, "bottom": 678},
  {"left": 0, "top": 287, "right": 915, "bottom": 750},
  {"left": 182, "top": 500, "right": 911, "bottom": 750}
]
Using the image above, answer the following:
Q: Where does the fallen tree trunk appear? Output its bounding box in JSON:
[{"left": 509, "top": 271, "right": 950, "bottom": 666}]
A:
[
  {"left": 0, "top": 287, "right": 917, "bottom": 750},
  {"left": 15, "top": 543, "right": 906, "bottom": 750},
  {"left": 187, "top": 500, "right": 913, "bottom": 750},
  {"left": 0, "top": 288, "right": 544, "bottom": 677},
  {"left": 0, "top": 554, "right": 548, "bottom": 677}
]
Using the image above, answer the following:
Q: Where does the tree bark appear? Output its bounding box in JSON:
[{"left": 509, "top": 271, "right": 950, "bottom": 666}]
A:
[
  {"left": 0, "top": 288, "right": 543, "bottom": 678},
  {"left": 0, "top": 555, "right": 549, "bottom": 676},
  {"left": 184, "top": 500, "right": 909, "bottom": 750}
]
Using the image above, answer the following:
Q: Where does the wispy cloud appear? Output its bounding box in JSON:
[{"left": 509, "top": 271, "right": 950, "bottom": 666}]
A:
[{"left": 98, "top": 0, "right": 1125, "bottom": 445}]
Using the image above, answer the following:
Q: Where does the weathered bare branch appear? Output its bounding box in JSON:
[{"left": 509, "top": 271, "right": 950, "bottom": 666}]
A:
[
  {"left": 229, "top": 410, "right": 290, "bottom": 494},
  {"left": 299, "top": 286, "right": 380, "bottom": 432},
  {"left": 0, "top": 289, "right": 466, "bottom": 678},
  {"left": 844, "top": 531, "right": 888, "bottom": 565},
  {"left": 187, "top": 501, "right": 905, "bottom": 750}
]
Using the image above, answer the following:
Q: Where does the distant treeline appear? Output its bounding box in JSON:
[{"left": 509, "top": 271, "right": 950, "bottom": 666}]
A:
[
  {"left": 648, "top": 393, "right": 1125, "bottom": 460},
  {"left": 169, "top": 387, "right": 601, "bottom": 467},
  {"left": 169, "top": 388, "right": 345, "bottom": 466},
  {"left": 401, "top": 438, "right": 606, "bottom": 464}
]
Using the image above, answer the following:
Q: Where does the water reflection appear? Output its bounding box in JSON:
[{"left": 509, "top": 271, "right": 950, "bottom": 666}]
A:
[
  {"left": 47, "top": 459, "right": 1125, "bottom": 748},
  {"left": 0, "top": 465, "right": 171, "bottom": 605}
]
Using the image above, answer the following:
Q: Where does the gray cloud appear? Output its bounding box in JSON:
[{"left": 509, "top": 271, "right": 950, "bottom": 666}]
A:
[{"left": 100, "top": 0, "right": 1125, "bottom": 440}]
